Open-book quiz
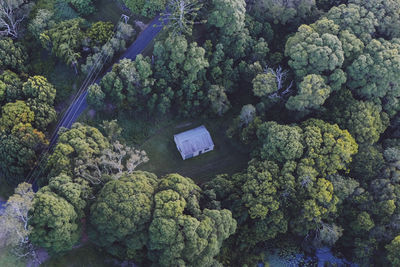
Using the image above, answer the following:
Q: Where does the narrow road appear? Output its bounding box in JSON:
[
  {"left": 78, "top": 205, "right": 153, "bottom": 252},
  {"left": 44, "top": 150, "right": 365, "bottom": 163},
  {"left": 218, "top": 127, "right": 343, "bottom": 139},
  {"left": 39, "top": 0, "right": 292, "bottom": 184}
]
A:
[
  {"left": 49, "top": 13, "right": 168, "bottom": 147},
  {"left": 0, "top": 200, "right": 6, "bottom": 215}
]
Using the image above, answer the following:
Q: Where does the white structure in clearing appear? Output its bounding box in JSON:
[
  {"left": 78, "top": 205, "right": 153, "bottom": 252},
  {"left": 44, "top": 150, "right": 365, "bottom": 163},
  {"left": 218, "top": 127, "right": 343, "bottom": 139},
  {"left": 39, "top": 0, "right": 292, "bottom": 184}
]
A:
[{"left": 174, "top": 125, "right": 214, "bottom": 160}]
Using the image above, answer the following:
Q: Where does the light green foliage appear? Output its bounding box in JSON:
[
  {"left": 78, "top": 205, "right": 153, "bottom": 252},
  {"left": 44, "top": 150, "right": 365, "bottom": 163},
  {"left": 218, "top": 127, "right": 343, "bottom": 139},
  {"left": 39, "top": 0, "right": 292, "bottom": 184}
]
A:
[
  {"left": 89, "top": 171, "right": 158, "bottom": 260},
  {"left": 41, "top": 174, "right": 91, "bottom": 218},
  {"left": 349, "top": 0, "right": 400, "bottom": 38},
  {"left": 386, "top": 235, "right": 400, "bottom": 266},
  {"left": 208, "top": 0, "right": 246, "bottom": 36},
  {"left": 0, "top": 123, "right": 47, "bottom": 185},
  {"left": 40, "top": 18, "right": 84, "bottom": 67},
  {"left": 325, "top": 3, "right": 377, "bottom": 41},
  {"left": 82, "top": 22, "right": 135, "bottom": 75},
  {"left": 87, "top": 21, "right": 114, "bottom": 45},
  {"left": 332, "top": 100, "right": 389, "bottom": 145},
  {"left": 251, "top": 0, "right": 317, "bottom": 25},
  {"left": 0, "top": 38, "right": 27, "bottom": 73},
  {"left": 240, "top": 160, "right": 289, "bottom": 234},
  {"left": 285, "top": 20, "right": 344, "bottom": 79},
  {"left": 22, "top": 76, "right": 56, "bottom": 105},
  {"left": 350, "top": 211, "right": 375, "bottom": 234},
  {"left": 301, "top": 119, "right": 358, "bottom": 176},
  {"left": 29, "top": 191, "right": 80, "bottom": 254},
  {"left": 252, "top": 73, "right": 277, "bottom": 97},
  {"left": 346, "top": 38, "right": 400, "bottom": 117},
  {"left": 0, "top": 101, "right": 34, "bottom": 132},
  {"left": 286, "top": 74, "right": 331, "bottom": 111},
  {"left": 122, "top": 0, "right": 166, "bottom": 17},
  {"left": 0, "top": 70, "right": 23, "bottom": 103},
  {"left": 46, "top": 123, "right": 109, "bottom": 179},
  {"left": 28, "top": 9, "right": 55, "bottom": 40},
  {"left": 292, "top": 178, "right": 339, "bottom": 235},
  {"left": 256, "top": 121, "right": 304, "bottom": 163},
  {"left": 207, "top": 84, "right": 230, "bottom": 116},
  {"left": 69, "top": 0, "right": 94, "bottom": 15},
  {"left": 26, "top": 98, "right": 57, "bottom": 131}
]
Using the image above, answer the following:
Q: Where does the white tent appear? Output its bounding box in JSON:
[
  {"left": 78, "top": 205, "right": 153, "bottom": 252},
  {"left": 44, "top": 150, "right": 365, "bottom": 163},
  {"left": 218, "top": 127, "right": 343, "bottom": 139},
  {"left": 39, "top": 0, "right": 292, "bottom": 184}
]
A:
[{"left": 174, "top": 125, "right": 214, "bottom": 160}]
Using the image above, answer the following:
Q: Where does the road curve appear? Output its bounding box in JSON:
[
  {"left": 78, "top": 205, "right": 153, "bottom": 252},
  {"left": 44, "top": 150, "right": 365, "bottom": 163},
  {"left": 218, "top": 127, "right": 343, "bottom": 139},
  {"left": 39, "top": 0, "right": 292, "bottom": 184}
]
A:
[{"left": 49, "top": 13, "right": 168, "bottom": 148}]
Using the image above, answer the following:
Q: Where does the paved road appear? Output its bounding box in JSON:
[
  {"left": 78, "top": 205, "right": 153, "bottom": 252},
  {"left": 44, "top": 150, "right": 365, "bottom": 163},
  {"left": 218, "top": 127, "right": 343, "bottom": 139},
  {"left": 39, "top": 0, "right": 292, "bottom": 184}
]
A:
[
  {"left": 0, "top": 200, "right": 6, "bottom": 215},
  {"left": 49, "top": 13, "right": 168, "bottom": 148}
]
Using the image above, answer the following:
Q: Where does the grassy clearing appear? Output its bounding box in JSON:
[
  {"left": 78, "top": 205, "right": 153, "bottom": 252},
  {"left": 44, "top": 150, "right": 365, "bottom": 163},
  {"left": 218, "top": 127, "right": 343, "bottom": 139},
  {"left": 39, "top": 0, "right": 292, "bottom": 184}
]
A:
[
  {"left": 0, "top": 247, "right": 25, "bottom": 267},
  {"left": 0, "top": 179, "right": 14, "bottom": 200},
  {"left": 137, "top": 117, "right": 250, "bottom": 184},
  {"left": 41, "top": 245, "right": 119, "bottom": 267},
  {"left": 79, "top": 110, "right": 250, "bottom": 184}
]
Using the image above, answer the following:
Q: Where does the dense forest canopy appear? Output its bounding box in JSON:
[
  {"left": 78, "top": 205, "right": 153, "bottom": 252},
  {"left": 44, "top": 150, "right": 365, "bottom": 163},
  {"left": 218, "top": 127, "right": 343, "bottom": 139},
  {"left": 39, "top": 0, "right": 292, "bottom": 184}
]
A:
[{"left": 1, "top": 0, "right": 400, "bottom": 266}]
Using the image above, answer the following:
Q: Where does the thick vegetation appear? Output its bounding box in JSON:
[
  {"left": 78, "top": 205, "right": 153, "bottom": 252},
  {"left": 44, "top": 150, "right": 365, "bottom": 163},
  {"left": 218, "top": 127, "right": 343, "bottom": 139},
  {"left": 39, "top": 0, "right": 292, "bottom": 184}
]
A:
[{"left": 1, "top": 0, "right": 400, "bottom": 266}]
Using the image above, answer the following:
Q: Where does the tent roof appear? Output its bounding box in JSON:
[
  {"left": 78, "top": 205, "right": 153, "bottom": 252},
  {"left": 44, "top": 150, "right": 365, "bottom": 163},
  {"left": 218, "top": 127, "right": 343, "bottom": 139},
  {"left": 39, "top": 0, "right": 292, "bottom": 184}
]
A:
[{"left": 174, "top": 125, "right": 214, "bottom": 156}]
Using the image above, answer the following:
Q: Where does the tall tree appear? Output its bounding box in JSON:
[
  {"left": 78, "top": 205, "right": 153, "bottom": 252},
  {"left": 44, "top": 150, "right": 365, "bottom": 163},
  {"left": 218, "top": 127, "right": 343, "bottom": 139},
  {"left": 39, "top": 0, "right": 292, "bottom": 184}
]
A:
[
  {"left": 346, "top": 38, "right": 400, "bottom": 117},
  {"left": 0, "top": 183, "right": 36, "bottom": 260},
  {"left": 29, "top": 190, "right": 80, "bottom": 254},
  {"left": 0, "top": 123, "right": 47, "bottom": 185},
  {"left": 0, "top": 38, "right": 27, "bottom": 72},
  {"left": 40, "top": 18, "right": 84, "bottom": 69},
  {"left": 46, "top": 123, "right": 109, "bottom": 180},
  {"left": 0, "top": 0, "right": 32, "bottom": 38}
]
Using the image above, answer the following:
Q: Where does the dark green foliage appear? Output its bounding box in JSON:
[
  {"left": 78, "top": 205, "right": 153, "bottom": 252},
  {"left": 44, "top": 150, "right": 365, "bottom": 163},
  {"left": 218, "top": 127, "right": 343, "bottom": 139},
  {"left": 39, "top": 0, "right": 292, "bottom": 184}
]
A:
[
  {"left": 0, "top": 70, "right": 23, "bottom": 103},
  {"left": 153, "top": 34, "right": 209, "bottom": 116},
  {"left": 285, "top": 19, "right": 344, "bottom": 80},
  {"left": 285, "top": 74, "right": 331, "bottom": 112},
  {"left": 250, "top": 0, "right": 317, "bottom": 25},
  {"left": 386, "top": 236, "right": 400, "bottom": 266},
  {"left": 0, "top": 38, "right": 28, "bottom": 73},
  {"left": 90, "top": 56, "right": 155, "bottom": 113},
  {"left": 325, "top": 3, "right": 377, "bottom": 41},
  {"left": 29, "top": 191, "right": 80, "bottom": 254},
  {"left": 69, "top": 0, "right": 95, "bottom": 15},
  {"left": 46, "top": 123, "right": 109, "bottom": 179},
  {"left": 350, "top": 144, "right": 384, "bottom": 185},
  {"left": 122, "top": 0, "right": 166, "bottom": 17},
  {"left": 346, "top": 38, "right": 400, "bottom": 117},
  {"left": 256, "top": 121, "right": 303, "bottom": 163},
  {"left": 89, "top": 172, "right": 236, "bottom": 266},
  {"left": 40, "top": 18, "right": 84, "bottom": 67},
  {"left": 0, "top": 123, "right": 47, "bottom": 185},
  {"left": 89, "top": 171, "right": 158, "bottom": 260},
  {"left": 349, "top": 0, "right": 400, "bottom": 38}
]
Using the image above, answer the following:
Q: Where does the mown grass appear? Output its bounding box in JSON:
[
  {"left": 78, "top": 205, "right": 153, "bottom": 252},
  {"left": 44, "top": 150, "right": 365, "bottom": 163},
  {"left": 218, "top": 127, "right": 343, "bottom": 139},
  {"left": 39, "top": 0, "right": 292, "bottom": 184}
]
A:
[
  {"left": 0, "top": 247, "right": 26, "bottom": 267},
  {"left": 137, "top": 117, "right": 250, "bottom": 184},
  {"left": 0, "top": 179, "right": 14, "bottom": 200},
  {"left": 41, "top": 245, "right": 120, "bottom": 267},
  {"left": 80, "top": 109, "right": 250, "bottom": 184}
]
